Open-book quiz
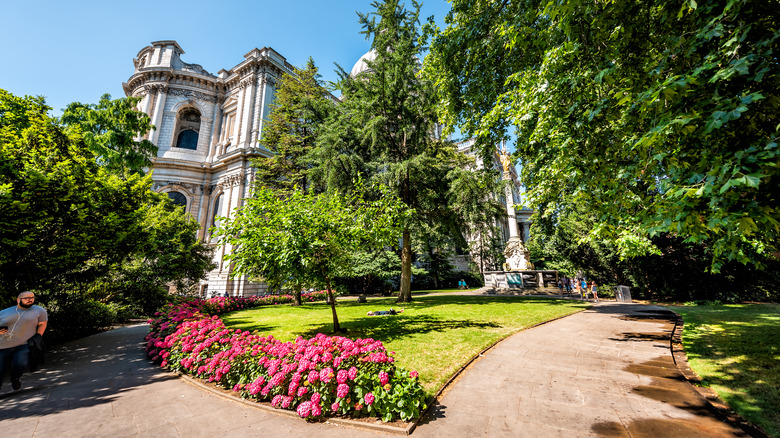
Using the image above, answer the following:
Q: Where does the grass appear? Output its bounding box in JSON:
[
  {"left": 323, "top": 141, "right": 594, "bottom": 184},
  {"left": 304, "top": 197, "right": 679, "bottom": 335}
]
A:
[
  {"left": 222, "top": 294, "right": 588, "bottom": 396},
  {"left": 668, "top": 303, "right": 780, "bottom": 437}
]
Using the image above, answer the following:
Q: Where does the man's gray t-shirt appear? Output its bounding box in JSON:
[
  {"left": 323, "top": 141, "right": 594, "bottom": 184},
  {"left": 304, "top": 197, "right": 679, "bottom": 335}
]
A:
[{"left": 0, "top": 305, "right": 48, "bottom": 349}]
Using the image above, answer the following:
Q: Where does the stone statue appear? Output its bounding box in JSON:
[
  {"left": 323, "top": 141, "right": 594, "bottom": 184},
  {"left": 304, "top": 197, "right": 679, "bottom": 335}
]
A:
[
  {"left": 503, "top": 236, "right": 532, "bottom": 270},
  {"left": 499, "top": 149, "right": 512, "bottom": 172}
]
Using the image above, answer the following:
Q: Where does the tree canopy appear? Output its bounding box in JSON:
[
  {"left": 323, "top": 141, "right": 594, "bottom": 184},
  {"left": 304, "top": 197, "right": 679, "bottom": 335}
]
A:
[
  {"left": 425, "top": 0, "right": 779, "bottom": 271},
  {"left": 214, "top": 184, "right": 410, "bottom": 331}
]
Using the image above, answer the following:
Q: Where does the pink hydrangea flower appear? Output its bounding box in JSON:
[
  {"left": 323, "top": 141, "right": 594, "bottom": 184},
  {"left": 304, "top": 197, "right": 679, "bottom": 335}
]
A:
[
  {"left": 331, "top": 402, "right": 340, "bottom": 412},
  {"left": 281, "top": 396, "right": 293, "bottom": 408},
  {"left": 336, "top": 369, "right": 348, "bottom": 384},
  {"left": 297, "top": 386, "right": 308, "bottom": 397},
  {"left": 410, "top": 370, "right": 418, "bottom": 378},
  {"left": 296, "top": 401, "right": 312, "bottom": 418},
  {"left": 311, "top": 392, "right": 321, "bottom": 404},
  {"left": 307, "top": 370, "right": 319, "bottom": 384},
  {"left": 311, "top": 401, "right": 322, "bottom": 417},
  {"left": 320, "top": 367, "right": 334, "bottom": 383},
  {"left": 348, "top": 366, "right": 358, "bottom": 380},
  {"left": 379, "top": 370, "right": 389, "bottom": 386},
  {"left": 364, "top": 392, "right": 375, "bottom": 405},
  {"left": 336, "top": 383, "right": 350, "bottom": 398},
  {"left": 271, "top": 394, "right": 283, "bottom": 407},
  {"left": 288, "top": 380, "right": 299, "bottom": 395}
]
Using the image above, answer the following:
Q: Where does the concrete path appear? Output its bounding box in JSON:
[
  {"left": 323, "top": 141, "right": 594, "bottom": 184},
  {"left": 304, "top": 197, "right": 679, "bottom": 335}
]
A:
[
  {"left": 414, "top": 302, "right": 747, "bottom": 437},
  {"left": 0, "top": 302, "right": 747, "bottom": 437}
]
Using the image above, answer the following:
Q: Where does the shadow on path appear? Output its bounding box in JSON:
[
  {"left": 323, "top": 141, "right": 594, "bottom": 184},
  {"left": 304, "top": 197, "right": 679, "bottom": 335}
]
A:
[{"left": 0, "top": 325, "right": 171, "bottom": 421}]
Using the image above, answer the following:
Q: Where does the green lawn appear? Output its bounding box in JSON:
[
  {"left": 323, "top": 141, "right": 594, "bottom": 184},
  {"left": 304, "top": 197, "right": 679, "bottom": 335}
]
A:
[
  {"left": 222, "top": 295, "right": 587, "bottom": 395},
  {"left": 669, "top": 303, "right": 780, "bottom": 437}
]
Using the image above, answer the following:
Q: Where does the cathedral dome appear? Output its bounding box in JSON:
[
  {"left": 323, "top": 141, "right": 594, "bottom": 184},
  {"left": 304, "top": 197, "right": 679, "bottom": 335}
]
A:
[{"left": 350, "top": 49, "right": 378, "bottom": 77}]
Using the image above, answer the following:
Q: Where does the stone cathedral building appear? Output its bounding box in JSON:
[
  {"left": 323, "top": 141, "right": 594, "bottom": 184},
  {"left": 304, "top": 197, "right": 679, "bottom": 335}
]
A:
[{"left": 123, "top": 40, "right": 289, "bottom": 296}]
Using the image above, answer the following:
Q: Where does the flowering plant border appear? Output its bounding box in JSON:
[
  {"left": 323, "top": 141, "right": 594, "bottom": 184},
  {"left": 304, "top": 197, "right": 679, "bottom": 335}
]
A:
[{"left": 145, "top": 294, "right": 427, "bottom": 422}]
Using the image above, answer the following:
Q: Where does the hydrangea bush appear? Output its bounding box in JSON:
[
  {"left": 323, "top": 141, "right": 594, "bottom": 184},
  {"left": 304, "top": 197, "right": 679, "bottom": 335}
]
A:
[{"left": 145, "top": 295, "right": 427, "bottom": 422}]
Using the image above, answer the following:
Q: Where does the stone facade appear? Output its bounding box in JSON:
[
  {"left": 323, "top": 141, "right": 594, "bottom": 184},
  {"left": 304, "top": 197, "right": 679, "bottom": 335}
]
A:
[{"left": 123, "top": 41, "right": 294, "bottom": 297}]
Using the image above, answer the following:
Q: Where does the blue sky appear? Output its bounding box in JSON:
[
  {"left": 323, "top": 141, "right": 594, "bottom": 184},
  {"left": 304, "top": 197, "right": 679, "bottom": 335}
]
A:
[{"left": 1, "top": 0, "right": 451, "bottom": 116}]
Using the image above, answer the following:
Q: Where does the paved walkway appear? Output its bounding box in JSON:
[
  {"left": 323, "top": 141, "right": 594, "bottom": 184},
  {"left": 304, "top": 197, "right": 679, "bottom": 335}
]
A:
[{"left": 1, "top": 302, "right": 748, "bottom": 437}]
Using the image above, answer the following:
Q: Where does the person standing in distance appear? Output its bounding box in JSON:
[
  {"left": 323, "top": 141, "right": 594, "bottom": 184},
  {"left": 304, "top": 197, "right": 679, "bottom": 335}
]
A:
[{"left": 0, "top": 291, "right": 48, "bottom": 391}]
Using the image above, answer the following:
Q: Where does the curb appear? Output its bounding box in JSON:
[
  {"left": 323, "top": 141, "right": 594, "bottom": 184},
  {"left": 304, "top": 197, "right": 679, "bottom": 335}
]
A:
[
  {"left": 669, "top": 312, "right": 769, "bottom": 438},
  {"left": 175, "top": 371, "right": 414, "bottom": 435}
]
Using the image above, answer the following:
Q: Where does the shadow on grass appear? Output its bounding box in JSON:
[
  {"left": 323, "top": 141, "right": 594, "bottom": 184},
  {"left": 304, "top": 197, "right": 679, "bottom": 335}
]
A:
[
  {"left": 396, "top": 294, "right": 579, "bottom": 307},
  {"left": 303, "top": 314, "right": 501, "bottom": 343}
]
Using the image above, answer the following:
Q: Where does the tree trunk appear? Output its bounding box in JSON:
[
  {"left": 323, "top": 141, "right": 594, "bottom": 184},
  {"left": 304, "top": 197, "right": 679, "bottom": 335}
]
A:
[
  {"left": 479, "top": 231, "right": 485, "bottom": 273},
  {"left": 398, "top": 228, "right": 413, "bottom": 302},
  {"left": 429, "top": 246, "right": 440, "bottom": 289},
  {"left": 326, "top": 278, "right": 342, "bottom": 333},
  {"left": 293, "top": 283, "right": 302, "bottom": 306}
]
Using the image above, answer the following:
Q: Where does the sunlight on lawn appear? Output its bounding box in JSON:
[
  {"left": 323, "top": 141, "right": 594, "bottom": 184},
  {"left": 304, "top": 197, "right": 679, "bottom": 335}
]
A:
[{"left": 670, "top": 303, "right": 780, "bottom": 437}]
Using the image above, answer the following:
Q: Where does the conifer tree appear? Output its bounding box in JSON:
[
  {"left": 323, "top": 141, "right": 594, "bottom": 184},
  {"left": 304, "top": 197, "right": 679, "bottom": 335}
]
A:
[
  {"left": 255, "top": 58, "right": 334, "bottom": 195},
  {"left": 310, "top": 0, "right": 473, "bottom": 302}
]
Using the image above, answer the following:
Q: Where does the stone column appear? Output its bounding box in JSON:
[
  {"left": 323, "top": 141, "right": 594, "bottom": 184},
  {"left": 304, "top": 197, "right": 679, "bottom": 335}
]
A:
[
  {"left": 501, "top": 165, "right": 530, "bottom": 271},
  {"left": 232, "top": 86, "right": 245, "bottom": 145},
  {"left": 250, "top": 76, "right": 265, "bottom": 144},
  {"left": 241, "top": 77, "right": 256, "bottom": 145},
  {"left": 209, "top": 95, "right": 223, "bottom": 160},
  {"left": 504, "top": 174, "right": 520, "bottom": 239},
  {"left": 149, "top": 85, "right": 167, "bottom": 145}
]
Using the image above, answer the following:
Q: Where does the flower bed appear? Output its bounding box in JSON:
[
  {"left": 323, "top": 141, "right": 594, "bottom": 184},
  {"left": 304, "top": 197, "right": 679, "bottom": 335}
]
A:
[{"left": 145, "top": 294, "right": 427, "bottom": 422}]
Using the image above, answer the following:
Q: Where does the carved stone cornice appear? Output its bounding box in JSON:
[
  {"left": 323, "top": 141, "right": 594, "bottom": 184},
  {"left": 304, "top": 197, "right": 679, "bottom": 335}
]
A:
[
  {"left": 218, "top": 173, "right": 246, "bottom": 188},
  {"left": 238, "top": 77, "right": 255, "bottom": 89},
  {"left": 144, "top": 83, "right": 168, "bottom": 93},
  {"left": 169, "top": 88, "right": 212, "bottom": 101}
]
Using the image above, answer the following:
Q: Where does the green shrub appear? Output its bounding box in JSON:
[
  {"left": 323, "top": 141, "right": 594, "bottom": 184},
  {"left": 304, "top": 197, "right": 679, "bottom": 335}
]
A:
[{"left": 45, "top": 298, "right": 118, "bottom": 344}]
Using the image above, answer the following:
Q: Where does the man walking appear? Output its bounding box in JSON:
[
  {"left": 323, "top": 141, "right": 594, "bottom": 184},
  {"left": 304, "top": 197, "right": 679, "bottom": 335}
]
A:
[{"left": 0, "top": 291, "right": 48, "bottom": 391}]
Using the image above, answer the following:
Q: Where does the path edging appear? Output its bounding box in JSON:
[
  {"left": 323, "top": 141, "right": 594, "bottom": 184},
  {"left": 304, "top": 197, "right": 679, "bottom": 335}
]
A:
[
  {"left": 669, "top": 311, "right": 769, "bottom": 438},
  {"left": 175, "top": 371, "right": 414, "bottom": 435}
]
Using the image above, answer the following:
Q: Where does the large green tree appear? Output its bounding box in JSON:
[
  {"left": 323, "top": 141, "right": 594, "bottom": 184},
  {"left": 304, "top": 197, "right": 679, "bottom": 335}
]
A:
[
  {"left": 214, "top": 184, "right": 409, "bottom": 331},
  {"left": 61, "top": 94, "right": 157, "bottom": 176},
  {"left": 529, "top": 203, "right": 780, "bottom": 302},
  {"left": 0, "top": 89, "right": 213, "bottom": 312},
  {"left": 309, "top": 0, "right": 473, "bottom": 302},
  {"left": 425, "top": 0, "right": 779, "bottom": 271},
  {"left": 255, "top": 58, "right": 336, "bottom": 195}
]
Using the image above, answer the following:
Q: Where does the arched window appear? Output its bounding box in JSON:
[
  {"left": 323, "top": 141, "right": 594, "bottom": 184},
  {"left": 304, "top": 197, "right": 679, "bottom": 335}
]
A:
[
  {"left": 176, "top": 129, "right": 198, "bottom": 149},
  {"left": 168, "top": 191, "right": 187, "bottom": 209},
  {"left": 174, "top": 107, "right": 201, "bottom": 150}
]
